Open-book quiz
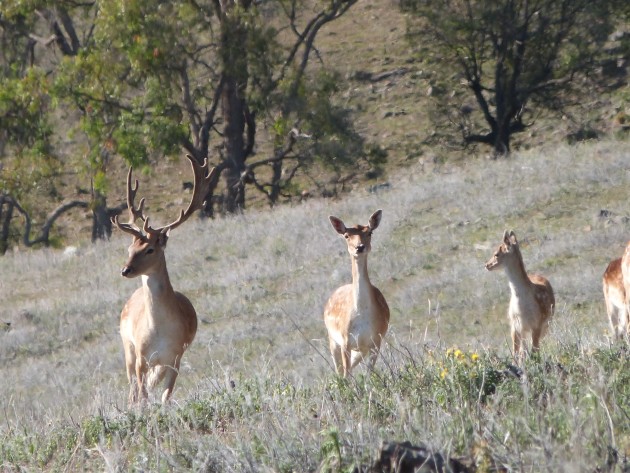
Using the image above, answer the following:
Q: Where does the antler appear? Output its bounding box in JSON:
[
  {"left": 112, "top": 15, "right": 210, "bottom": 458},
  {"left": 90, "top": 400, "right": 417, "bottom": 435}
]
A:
[
  {"left": 143, "top": 154, "right": 217, "bottom": 235},
  {"left": 125, "top": 166, "right": 147, "bottom": 224},
  {"left": 111, "top": 166, "right": 148, "bottom": 240}
]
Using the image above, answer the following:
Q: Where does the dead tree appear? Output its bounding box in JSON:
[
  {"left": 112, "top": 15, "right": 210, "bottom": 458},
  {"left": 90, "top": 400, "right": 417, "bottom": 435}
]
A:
[{"left": 0, "top": 194, "right": 89, "bottom": 254}]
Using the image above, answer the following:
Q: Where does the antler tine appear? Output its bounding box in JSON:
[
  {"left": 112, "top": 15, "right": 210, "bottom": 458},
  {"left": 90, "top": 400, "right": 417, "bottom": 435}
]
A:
[
  {"left": 126, "top": 166, "right": 147, "bottom": 224},
  {"left": 144, "top": 154, "right": 217, "bottom": 235},
  {"left": 111, "top": 213, "right": 145, "bottom": 240},
  {"left": 110, "top": 166, "right": 148, "bottom": 240}
]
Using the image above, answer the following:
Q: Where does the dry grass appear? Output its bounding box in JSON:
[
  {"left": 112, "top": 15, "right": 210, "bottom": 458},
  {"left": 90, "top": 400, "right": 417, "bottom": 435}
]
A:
[{"left": 1, "top": 138, "right": 630, "bottom": 470}]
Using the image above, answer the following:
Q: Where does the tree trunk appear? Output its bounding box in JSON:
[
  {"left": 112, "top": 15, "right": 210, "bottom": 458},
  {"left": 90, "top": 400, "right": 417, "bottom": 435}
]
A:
[
  {"left": 494, "top": 121, "right": 511, "bottom": 155},
  {"left": 268, "top": 160, "right": 283, "bottom": 205},
  {"left": 493, "top": 74, "right": 512, "bottom": 156},
  {"left": 0, "top": 196, "right": 15, "bottom": 255},
  {"left": 221, "top": 75, "right": 247, "bottom": 213},
  {"left": 219, "top": 3, "right": 249, "bottom": 214},
  {"left": 91, "top": 191, "right": 112, "bottom": 241}
]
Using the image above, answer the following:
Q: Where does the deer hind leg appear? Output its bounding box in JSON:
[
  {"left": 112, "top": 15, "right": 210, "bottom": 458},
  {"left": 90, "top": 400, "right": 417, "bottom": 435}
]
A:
[
  {"left": 607, "top": 300, "right": 620, "bottom": 340},
  {"left": 329, "top": 339, "right": 344, "bottom": 376},
  {"left": 160, "top": 359, "right": 181, "bottom": 404},
  {"left": 617, "top": 307, "right": 630, "bottom": 340},
  {"left": 618, "top": 305, "right": 629, "bottom": 342}
]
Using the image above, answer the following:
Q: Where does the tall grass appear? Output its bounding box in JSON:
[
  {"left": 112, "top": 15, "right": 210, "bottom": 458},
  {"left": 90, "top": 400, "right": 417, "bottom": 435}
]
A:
[{"left": 1, "top": 139, "right": 629, "bottom": 471}]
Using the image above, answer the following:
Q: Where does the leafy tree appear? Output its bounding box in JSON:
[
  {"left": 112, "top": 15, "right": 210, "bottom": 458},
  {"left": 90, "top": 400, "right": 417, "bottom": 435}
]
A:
[
  {"left": 64, "top": 0, "right": 371, "bottom": 215},
  {"left": 0, "top": 3, "right": 87, "bottom": 251},
  {"left": 0, "top": 0, "right": 374, "bottom": 253},
  {"left": 402, "top": 0, "right": 618, "bottom": 154}
]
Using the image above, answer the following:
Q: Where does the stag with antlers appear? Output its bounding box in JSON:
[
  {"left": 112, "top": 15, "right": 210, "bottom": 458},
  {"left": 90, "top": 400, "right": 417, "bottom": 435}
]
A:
[{"left": 112, "top": 155, "right": 216, "bottom": 405}]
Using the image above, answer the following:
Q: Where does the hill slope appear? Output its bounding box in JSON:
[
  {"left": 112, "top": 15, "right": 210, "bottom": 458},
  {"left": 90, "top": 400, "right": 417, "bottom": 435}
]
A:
[{"left": 1, "top": 138, "right": 630, "bottom": 470}]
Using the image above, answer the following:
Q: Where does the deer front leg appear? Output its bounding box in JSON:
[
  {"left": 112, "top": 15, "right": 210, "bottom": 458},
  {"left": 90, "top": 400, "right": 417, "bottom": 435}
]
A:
[
  {"left": 511, "top": 328, "right": 522, "bottom": 361},
  {"left": 135, "top": 357, "right": 149, "bottom": 402},
  {"left": 365, "top": 347, "right": 380, "bottom": 372},
  {"left": 123, "top": 342, "right": 139, "bottom": 404},
  {"left": 365, "top": 335, "right": 383, "bottom": 371}
]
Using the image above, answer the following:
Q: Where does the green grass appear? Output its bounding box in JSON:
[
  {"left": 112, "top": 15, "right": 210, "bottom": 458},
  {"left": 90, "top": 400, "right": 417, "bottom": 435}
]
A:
[{"left": 2, "top": 344, "right": 630, "bottom": 471}]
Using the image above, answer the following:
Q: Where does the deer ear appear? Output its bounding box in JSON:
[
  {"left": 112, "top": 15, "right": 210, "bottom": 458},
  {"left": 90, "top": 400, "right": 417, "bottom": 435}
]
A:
[
  {"left": 508, "top": 230, "right": 518, "bottom": 245},
  {"left": 158, "top": 231, "right": 169, "bottom": 248},
  {"left": 369, "top": 209, "right": 382, "bottom": 231},
  {"left": 502, "top": 230, "right": 511, "bottom": 244},
  {"left": 329, "top": 216, "right": 346, "bottom": 235}
]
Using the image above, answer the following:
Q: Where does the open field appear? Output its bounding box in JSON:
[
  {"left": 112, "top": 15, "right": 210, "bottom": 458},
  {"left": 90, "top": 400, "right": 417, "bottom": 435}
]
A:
[{"left": 1, "top": 138, "right": 630, "bottom": 471}]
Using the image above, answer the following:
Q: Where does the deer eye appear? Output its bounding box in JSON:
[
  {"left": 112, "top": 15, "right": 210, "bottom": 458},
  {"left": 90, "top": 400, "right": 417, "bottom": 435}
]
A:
[
  {"left": 146, "top": 248, "right": 155, "bottom": 255},
  {"left": 344, "top": 234, "right": 349, "bottom": 239}
]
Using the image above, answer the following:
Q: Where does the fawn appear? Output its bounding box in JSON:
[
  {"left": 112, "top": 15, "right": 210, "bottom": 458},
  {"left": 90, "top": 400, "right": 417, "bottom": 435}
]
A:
[{"left": 485, "top": 230, "right": 555, "bottom": 359}]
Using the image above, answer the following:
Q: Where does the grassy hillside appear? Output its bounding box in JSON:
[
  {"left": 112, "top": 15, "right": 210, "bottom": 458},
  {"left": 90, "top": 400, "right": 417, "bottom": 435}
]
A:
[{"left": 1, "top": 138, "right": 630, "bottom": 471}]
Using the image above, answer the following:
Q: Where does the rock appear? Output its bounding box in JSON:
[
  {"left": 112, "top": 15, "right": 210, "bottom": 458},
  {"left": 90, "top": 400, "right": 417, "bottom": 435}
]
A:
[{"left": 361, "top": 441, "right": 473, "bottom": 473}]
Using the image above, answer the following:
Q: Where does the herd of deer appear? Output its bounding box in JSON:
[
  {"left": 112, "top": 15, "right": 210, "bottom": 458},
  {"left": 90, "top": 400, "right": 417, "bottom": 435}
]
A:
[{"left": 111, "top": 155, "right": 629, "bottom": 405}]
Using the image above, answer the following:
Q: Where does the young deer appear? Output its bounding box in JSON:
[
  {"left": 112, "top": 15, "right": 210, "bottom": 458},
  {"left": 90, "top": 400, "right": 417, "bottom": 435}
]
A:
[
  {"left": 603, "top": 257, "right": 628, "bottom": 341},
  {"left": 323, "top": 210, "right": 390, "bottom": 377},
  {"left": 111, "top": 154, "right": 216, "bottom": 404},
  {"left": 485, "top": 230, "right": 555, "bottom": 359}
]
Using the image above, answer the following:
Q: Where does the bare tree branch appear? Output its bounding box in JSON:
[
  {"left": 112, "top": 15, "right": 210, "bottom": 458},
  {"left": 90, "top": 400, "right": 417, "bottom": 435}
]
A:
[{"left": 4, "top": 195, "right": 89, "bottom": 248}]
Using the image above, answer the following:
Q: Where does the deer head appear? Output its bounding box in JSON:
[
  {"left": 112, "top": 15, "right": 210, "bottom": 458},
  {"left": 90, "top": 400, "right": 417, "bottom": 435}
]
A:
[
  {"left": 111, "top": 154, "right": 217, "bottom": 278},
  {"left": 485, "top": 230, "right": 519, "bottom": 272},
  {"left": 329, "top": 209, "right": 382, "bottom": 258}
]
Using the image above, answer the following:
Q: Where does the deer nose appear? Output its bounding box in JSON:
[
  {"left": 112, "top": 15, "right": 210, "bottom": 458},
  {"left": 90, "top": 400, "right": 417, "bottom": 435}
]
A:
[
  {"left": 356, "top": 244, "right": 366, "bottom": 253},
  {"left": 121, "top": 266, "right": 133, "bottom": 277}
]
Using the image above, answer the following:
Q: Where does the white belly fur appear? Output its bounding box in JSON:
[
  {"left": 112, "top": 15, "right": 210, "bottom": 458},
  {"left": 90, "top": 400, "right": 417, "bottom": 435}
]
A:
[{"left": 509, "top": 294, "right": 541, "bottom": 333}]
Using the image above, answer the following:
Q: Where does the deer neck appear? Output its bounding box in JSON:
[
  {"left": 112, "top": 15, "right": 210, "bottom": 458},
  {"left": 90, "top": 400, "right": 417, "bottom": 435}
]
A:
[
  {"left": 502, "top": 251, "right": 532, "bottom": 296},
  {"left": 351, "top": 254, "right": 373, "bottom": 310},
  {"left": 140, "top": 261, "right": 176, "bottom": 317}
]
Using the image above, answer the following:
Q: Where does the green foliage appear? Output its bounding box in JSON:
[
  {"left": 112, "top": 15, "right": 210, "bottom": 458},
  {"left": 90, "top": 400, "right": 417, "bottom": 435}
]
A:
[
  {"left": 432, "top": 347, "right": 504, "bottom": 403},
  {"left": 280, "top": 69, "right": 372, "bottom": 171},
  {"left": 1, "top": 0, "right": 369, "bottom": 223},
  {"left": 0, "top": 67, "right": 53, "bottom": 156},
  {"left": 403, "top": 0, "right": 619, "bottom": 152},
  {"left": 4, "top": 342, "right": 627, "bottom": 470},
  {"left": 0, "top": 426, "right": 78, "bottom": 469},
  {"left": 319, "top": 428, "right": 351, "bottom": 473}
]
